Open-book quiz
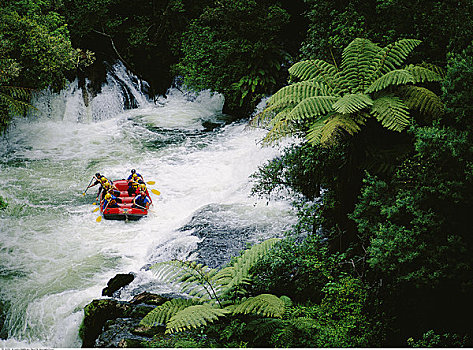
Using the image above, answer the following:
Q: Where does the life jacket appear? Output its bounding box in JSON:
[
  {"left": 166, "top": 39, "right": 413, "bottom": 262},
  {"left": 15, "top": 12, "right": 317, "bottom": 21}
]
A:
[{"left": 135, "top": 194, "right": 150, "bottom": 207}]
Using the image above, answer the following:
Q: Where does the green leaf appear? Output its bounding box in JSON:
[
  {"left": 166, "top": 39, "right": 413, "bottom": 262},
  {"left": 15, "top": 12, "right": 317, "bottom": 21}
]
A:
[
  {"left": 165, "top": 304, "right": 229, "bottom": 334},
  {"left": 332, "top": 93, "right": 373, "bottom": 114},
  {"left": 371, "top": 95, "right": 410, "bottom": 131}
]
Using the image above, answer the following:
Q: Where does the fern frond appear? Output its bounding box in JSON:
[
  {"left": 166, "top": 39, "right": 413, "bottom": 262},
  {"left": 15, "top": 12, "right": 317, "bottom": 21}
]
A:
[
  {"left": 404, "top": 65, "right": 443, "bottom": 83},
  {"left": 365, "top": 69, "right": 415, "bottom": 94},
  {"left": 261, "top": 113, "right": 295, "bottom": 145},
  {"left": 289, "top": 60, "right": 339, "bottom": 90},
  {"left": 286, "top": 96, "right": 337, "bottom": 121},
  {"left": 139, "top": 298, "right": 196, "bottom": 327},
  {"left": 232, "top": 294, "right": 289, "bottom": 318},
  {"left": 318, "top": 113, "right": 365, "bottom": 145},
  {"left": 371, "top": 95, "right": 410, "bottom": 131},
  {"left": 340, "top": 38, "right": 381, "bottom": 92},
  {"left": 214, "top": 238, "right": 280, "bottom": 296},
  {"left": 370, "top": 39, "right": 422, "bottom": 81},
  {"left": 165, "top": 304, "right": 229, "bottom": 334},
  {"left": 290, "top": 317, "right": 318, "bottom": 331},
  {"left": 267, "top": 81, "right": 332, "bottom": 108},
  {"left": 332, "top": 93, "right": 373, "bottom": 114},
  {"left": 397, "top": 85, "right": 444, "bottom": 118},
  {"left": 150, "top": 260, "right": 219, "bottom": 301},
  {"left": 306, "top": 118, "right": 327, "bottom": 145}
]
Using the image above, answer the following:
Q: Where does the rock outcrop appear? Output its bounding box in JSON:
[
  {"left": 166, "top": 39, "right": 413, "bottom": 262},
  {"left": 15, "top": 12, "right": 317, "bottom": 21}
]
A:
[{"left": 80, "top": 292, "right": 170, "bottom": 347}]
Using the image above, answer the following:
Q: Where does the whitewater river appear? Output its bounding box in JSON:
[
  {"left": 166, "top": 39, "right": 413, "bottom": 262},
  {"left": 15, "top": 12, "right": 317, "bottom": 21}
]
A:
[{"left": 0, "top": 63, "right": 296, "bottom": 347}]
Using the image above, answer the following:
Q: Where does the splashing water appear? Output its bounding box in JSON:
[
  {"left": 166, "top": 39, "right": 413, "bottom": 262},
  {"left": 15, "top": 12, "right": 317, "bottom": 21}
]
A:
[{"left": 0, "top": 62, "right": 296, "bottom": 347}]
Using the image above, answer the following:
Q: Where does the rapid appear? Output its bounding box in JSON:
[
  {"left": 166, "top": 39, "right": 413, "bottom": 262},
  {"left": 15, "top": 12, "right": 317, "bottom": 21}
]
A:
[{"left": 0, "top": 62, "right": 296, "bottom": 347}]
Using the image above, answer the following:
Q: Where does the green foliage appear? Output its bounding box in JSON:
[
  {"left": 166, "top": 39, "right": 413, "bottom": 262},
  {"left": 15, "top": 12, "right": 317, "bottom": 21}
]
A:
[
  {"left": 407, "top": 330, "right": 471, "bottom": 348},
  {"left": 253, "top": 38, "right": 443, "bottom": 146},
  {"left": 0, "top": 195, "right": 7, "bottom": 210},
  {"left": 174, "top": 0, "right": 292, "bottom": 115},
  {"left": 140, "top": 239, "right": 285, "bottom": 334}
]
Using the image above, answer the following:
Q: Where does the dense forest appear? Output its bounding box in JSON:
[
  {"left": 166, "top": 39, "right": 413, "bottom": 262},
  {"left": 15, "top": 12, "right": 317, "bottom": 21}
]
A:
[{"left": 2, "top": 0, "right": 473, "bottom": 347}]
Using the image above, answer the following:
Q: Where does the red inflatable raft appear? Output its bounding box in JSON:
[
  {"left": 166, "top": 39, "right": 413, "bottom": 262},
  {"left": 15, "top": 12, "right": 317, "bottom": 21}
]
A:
[{"left": 100, "top": 179, "right": 152, "bottom": 221}]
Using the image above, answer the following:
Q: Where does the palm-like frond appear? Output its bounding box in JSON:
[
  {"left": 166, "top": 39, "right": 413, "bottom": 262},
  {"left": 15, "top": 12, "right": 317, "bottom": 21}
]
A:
[
  {"left": 340, "top": 38, "right": 381, "bottom": 92},
  {"left": 267, "top": 80, "right": 332, "bottom": 107},
  {"left": 365, "top": 69, "right": 415, "bottom": 94},
  {"left": 332, "top": 93, "right": 373, "bottom": 114},
  {"left": 318, "top": 113, "right": 365, "bottom": 145},
  {"left": 253, "top": 38, "right": 442, "bottom": 146},
  {"left": 232, "top": 294, "right": 289, "bottom": 318},
  {"left": 370, "top": 39, "right": 422, "bottom": 79},
  {"left": 398, "top": 85, "right": 444, "bottom": 118},
  {"left": 214, "top": 238, "right": 280, "bottom": 295},
  {"left": 287, "top": 96, "right": 337, "bottom": 122},
  {"left": 371, "top": 95, "right": 410, "bottom": 131},
  {"left": 150, "top": 260, "right": 219, "bottom": 301},
  {"left": 404, "top": 64, "right": 443, "bottom": 83},
  {"left": 0, "top": 86, "right": 37, "bottom": 116},
  {"left": 289, "top": 60, "right": 339, "bottom": 89},
  {"left": 165, "top": 304, "right": 230, "bottom": 334},
  {"left": 139, "top": 298, "right": 196, "bottom": 327}
]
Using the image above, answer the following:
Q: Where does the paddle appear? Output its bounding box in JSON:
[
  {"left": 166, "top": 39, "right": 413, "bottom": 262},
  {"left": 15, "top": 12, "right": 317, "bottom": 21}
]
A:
[
  {"left": 92, "top": 207, "right": 100, "bottom": 213},
  {"left": 146, "top": 181, "right": 155, "bottom": 185},
  {"left": 96, "top": 216, "right": 102, "bottom": 222},
  {"left": 82, "top": 177, "right": 94, "bottom": 196},
  {"left": 150, "top": 189, "right": 160, "bottom": 195}
]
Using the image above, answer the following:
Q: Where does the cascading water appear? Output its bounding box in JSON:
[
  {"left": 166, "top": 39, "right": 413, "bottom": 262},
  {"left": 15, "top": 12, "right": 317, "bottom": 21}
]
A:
[{"left": 0, "top": 62, "right": 296, "bottom": 347}]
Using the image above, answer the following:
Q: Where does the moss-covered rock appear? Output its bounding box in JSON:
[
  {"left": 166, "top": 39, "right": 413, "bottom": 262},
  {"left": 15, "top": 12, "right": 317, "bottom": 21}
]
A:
[{"left": 80, "top": 292, "right": 170, "bottom": 347}]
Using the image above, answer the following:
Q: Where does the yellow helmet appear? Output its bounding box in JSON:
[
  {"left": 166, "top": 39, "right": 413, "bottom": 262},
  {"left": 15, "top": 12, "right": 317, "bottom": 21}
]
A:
[
  {"left": 104, "top": 193, "right": 112, "bottom": 200},
  {"left": 139, "top": 184, "right": 146, "bottom": 190}
]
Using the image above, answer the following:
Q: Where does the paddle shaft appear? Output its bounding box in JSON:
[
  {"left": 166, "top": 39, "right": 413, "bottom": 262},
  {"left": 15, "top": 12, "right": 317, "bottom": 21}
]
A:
[{"left": 83, "top": 177, "right": 95, "bottom": 195}]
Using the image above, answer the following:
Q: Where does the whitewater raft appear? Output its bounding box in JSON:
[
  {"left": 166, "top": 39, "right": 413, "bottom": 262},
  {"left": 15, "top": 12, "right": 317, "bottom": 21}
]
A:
[{"left": 100, "top": 179, "right": 151, "bottom": 221}]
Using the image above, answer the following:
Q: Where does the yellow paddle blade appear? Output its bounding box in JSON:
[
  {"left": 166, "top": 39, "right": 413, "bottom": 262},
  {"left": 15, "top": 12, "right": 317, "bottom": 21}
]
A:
[
  {"left": 96, "top": 216, "right": 102, "bottom": 222},
  {"left": 92, "top": 202, "right": 97, "bottom": 206},
  {"left": 151, "top": 189, "right": 160, "bottom": 195},
  {"left": 82, "top": 193, "right": 86, "bottom": 196},
  {"left": 92, "top": 207, "right": 100, "bottom": 213},
  {"left": 146, "top": 181, "right": 156, "bottom": 185}
]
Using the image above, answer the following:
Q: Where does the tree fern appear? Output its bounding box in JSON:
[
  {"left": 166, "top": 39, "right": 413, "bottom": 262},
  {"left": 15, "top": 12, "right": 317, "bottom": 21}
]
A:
[
  {"left": 253, "top": 37, "right": 443, "bottom": 146},
  {"left": 142, "top": 239, "right": 286, "bottom": 334}
]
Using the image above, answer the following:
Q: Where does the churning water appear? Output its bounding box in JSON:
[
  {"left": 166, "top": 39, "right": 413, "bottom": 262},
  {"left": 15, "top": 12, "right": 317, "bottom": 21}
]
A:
[{"left": 0, "top": 62, "right": 296, "bottom": 347}]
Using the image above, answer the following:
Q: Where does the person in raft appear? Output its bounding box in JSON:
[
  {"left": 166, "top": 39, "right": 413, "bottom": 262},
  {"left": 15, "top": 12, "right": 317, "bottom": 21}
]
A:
[
  {"left": 127, "top": 169, "right": 143, "bottom": 181},
  {"left": 102, "top": 177, "right": 120, "bottom": 198},
  {"left": 86, "top": 173, "right": 110, "bottom": 200},
  {"left": 102, "top": 192, "right": 120, "bottom": 211},
  {"left": 132, "top": 191, "right": 151, "bottom": 210},
  {"left": 127, "top": 173, "right": 141, "bottom": 196}
]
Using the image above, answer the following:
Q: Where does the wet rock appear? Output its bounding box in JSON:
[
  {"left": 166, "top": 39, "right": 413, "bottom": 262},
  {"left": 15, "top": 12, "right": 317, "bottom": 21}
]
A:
[
  {"left": 80, "top": 292, "right": 169, "bottom": 347},
  {"left": 130, "top": 291, "right": 170, "bottom": 306},
  {"left": 102, "top": 273, "right": 135, "bottom": 297},
  {"left": 95, "top": 318, "right": 151, "bottom": 348}
]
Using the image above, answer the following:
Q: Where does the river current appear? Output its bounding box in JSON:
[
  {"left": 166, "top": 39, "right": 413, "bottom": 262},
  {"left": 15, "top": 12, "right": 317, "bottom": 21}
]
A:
[{"left": 0, "top": 63, "right": 296, "bottom": 347}]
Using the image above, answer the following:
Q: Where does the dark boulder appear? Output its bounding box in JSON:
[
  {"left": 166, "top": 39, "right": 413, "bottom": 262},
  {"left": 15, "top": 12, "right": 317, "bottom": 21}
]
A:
[
  {"left": 80, "top": 292, "right": 169, "bottom": 347},
  {"left": 102, "top": 273, "right": 135, "bottom": 297}
]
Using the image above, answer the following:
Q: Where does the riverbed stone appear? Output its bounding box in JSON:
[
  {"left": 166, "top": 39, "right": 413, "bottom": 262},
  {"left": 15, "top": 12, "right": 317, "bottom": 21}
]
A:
[
  {"left": 80, "top": 292, "right": 169, "bottom": 347},
  {"left": 102, "top": 273, "right": 135, "bottom": 297}
]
